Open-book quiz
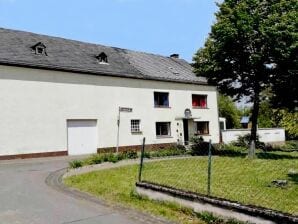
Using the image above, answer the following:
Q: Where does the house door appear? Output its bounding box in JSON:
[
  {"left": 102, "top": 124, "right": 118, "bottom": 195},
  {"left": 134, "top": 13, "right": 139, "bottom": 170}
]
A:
[
  {"left": 183, "top": 119, "right": 189, "bottom": 145},
  {"left": 67, "top": 120, "right": 98, "bottom": 155}
]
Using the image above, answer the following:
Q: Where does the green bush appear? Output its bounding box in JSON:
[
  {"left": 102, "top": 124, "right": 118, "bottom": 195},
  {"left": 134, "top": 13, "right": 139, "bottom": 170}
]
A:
[
  {"left": 190, "top": 136, "right": 211, "bottom": 155},
  {"left": 283, "top": 141, "right": 298, "bottom": 150},
  {"left": 115, "top": 152, "right": 125, "bottom": 161},
  {"left": 90, "top": 154, "right": 103, "bottom": 164},
  {"left": 106, "top": 153, "right": 119, "bottom": 163},
  {"left": 264, "top": 141, "right": 298, "bottom": 152},
  {"left": 121, "top": 150, "right": 138, "bottom": 159},
  {"left": 143, "top": 151, "right": 151, "bottom": 158},
  {"left": 148, "top": 145, "right": 187, "bottom": 158},
  {"left": 233, "top": 134, "right": 265, "bottom": 149},
  {"left": 69, "top": 160, "right": 83, "bottom": 168}
]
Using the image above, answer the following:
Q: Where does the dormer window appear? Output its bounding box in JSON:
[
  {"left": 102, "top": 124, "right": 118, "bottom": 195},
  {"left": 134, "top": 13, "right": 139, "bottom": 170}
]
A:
[
  {"left": 96, "top": 52, "right": 108, "bottom": 64},
  {"left": 31, "top": 42, "right": 47, "bottom": 55}
]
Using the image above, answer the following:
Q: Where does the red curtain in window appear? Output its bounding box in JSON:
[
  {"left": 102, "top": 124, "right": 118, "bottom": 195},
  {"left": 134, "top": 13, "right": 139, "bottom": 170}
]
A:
[
  {"left": 200, "top": 97, "right": 206, "bottom": 108},
  {"left": 192, "top": 96, "right": 199, "bottom": 107},
  {"left": 192, "top": 95, "right": 207, "bottom": 108}
]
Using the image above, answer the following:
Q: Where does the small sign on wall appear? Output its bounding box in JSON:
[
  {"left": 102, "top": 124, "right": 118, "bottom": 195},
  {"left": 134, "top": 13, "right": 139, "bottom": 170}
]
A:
[{"left": 119, "top": 107, "right": 133, "bottom": 112}]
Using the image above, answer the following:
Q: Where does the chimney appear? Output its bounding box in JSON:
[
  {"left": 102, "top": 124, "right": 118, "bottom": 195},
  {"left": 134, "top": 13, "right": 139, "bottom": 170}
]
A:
[{"left": 170, "top": 53, "right": 179, "bottom": 59}]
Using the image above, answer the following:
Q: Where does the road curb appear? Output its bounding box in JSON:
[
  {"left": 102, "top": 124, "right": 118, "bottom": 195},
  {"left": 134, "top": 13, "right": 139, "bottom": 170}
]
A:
[{"left": 45, "top": 167, "right": 175, "bottom": 224}]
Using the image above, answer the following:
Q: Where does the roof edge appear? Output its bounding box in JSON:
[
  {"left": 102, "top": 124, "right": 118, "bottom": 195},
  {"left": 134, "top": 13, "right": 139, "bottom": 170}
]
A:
[{"left": 0, "top": 61, "right": 210, "bottom": 86}]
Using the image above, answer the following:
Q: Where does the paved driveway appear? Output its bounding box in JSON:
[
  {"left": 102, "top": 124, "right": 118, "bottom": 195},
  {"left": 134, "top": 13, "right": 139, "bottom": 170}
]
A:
[{"left": 0, "top": 157, "right": 169, "bottom": 224}]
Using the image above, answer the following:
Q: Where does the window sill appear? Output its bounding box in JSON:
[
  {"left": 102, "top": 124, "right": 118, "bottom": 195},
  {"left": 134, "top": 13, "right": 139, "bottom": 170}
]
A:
[
  {"left": 131, "top": 131, "right": 143, "bottom": 135},
  {"left": 154, "top": 106, "right": 171, "bottom": 109},
  {"left": 194, "top": 133, "right": 210, "bottom": 136},
  {"left": 156, "top": 136, "right": 173, "bottom": 139},
  {"left": 192, "top": 107, "right": 209, "bottom": 109}
]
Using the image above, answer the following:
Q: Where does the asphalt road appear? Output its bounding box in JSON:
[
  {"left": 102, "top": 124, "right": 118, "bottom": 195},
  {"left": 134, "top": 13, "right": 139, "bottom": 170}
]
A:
[{"left": 0, "top": 156, "right": 169, "bottom": 224}]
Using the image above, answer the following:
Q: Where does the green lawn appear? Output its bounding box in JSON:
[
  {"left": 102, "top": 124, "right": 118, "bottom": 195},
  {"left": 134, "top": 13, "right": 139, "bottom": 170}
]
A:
[
  {"left": 141, "top": 152, "right": 298, "bottom": 215},
  {"left": 65, "top": 165, "right": 210, "bottom": 224},
  {"left": 64, "top": 152, "right": 298, "bottom": 223}
]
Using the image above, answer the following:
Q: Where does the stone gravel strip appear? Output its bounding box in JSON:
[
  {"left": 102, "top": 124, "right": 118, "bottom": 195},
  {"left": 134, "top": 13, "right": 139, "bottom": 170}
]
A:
[
  {"left": 46, "top": 166, "right": 176, "bottom": 224},
  {"left": 64, "top": 156, "right": 193, "bottom": 178}
]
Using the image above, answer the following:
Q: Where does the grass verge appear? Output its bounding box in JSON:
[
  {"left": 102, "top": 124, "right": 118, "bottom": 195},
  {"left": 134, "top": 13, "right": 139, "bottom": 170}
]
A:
[
  {"left": 64, "top": 164, "right": 244, "bottom": 224},
  {"left": 65, "top": 151, "right": 297, "bottom": 223}
]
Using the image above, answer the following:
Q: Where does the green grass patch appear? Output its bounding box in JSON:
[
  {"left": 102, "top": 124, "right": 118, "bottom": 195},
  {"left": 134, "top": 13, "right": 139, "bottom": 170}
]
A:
[
  {"left": 141, "top": 152, "right": 298, "bottom": 215},
  {"left": 64, "top": 164, "right": 244, "bottom": 224},
  {"left": 65, "top": 151, "right": 297, "bottom": 223}
]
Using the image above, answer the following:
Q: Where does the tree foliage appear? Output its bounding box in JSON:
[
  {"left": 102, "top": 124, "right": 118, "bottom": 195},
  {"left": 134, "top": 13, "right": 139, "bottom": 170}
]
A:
[
  {"left": 218, "top": 94, "right": 241, "bottom": 129},
  {"left": 272, "top": 109, "right": 298, "bottom": 139},
  {"left": 258, "top": 101, "right": 274, "bottom": 128},
  {"left": 193, "top": 0, "right": 297, "bottom": 144}
]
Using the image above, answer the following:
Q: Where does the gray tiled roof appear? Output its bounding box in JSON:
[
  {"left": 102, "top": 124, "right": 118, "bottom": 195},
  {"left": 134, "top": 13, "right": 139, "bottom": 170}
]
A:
[{"left": 0, "top": 27, "right": 207, "bottom": 84}]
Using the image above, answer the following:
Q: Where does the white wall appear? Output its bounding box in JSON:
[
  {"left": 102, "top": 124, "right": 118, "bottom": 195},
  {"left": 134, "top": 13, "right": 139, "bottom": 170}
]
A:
[
  {"left": 0, "top": 65, "right": 220, "bottom": 155},
  {"left": 221, "top": 128, "right": 285, "bottom": 144}
]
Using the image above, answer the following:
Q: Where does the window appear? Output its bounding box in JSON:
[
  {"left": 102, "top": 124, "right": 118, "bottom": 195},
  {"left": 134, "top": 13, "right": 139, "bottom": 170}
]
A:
[
  {"left": 156, "top": 122, "right": 171, "bottom": 137},
  {"left": 131, "top": 120, "right": 141, "bottom": 133},
  {"left": 31, "top": 42, "right": 47, "bottom": 55},
  {"left": 154, "top": 92, "right": 169, "bottom": 107},
  {"left": 36, "top": 47, "right": 44, "bottom": 54},
  {"left": 195, "top": 121, "right": 209, "bottom": 135},
  {"left": 192, "top": 94, "right": 207, "bottom": 108},
  {"left": 96, "top": 52, "right": 108, "bottom": 64}
]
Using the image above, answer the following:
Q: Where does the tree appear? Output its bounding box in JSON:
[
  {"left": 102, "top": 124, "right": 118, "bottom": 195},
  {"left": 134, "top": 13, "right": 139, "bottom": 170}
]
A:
[
  {"left": 272, "top": 109, "right": 298, "bottom": 140},
  {"left": 193, "top": 0, "right": 297, "bottom": 152},
  {"left": 218, "top": 94, "right": 241, "bottom": 129},
  {"left": 258, "top": 101, "right": 274, "bottom": 128}
]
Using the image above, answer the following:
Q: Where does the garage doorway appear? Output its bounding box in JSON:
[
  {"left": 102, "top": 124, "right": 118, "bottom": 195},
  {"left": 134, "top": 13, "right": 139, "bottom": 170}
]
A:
[{"left": 67, "top": 120, "right": 98, "bottom": 155}]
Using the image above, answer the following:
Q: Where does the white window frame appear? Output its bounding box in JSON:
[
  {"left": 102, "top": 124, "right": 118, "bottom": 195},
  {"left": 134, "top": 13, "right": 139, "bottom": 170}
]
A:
[
  {"left": 156, "top": 122, "right": 171, "bottom": 137},
  {"left": 131, "top": 119, "right": 141, "bottom": 133},
  {"left": 195, "top": 121, "right": 210, "bottom": 135},
  {"left": 154, "top": 92, "right": 170, "bottom": 108}
]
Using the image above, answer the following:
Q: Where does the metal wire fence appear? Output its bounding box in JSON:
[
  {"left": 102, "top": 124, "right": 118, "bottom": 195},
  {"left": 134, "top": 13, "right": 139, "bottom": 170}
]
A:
[{"left": 137, "top": 138, "right": 298, "bottom": 216}]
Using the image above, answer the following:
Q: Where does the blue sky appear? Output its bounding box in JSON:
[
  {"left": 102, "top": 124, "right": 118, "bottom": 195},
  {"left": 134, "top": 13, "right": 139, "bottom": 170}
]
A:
[{"left": 0, "top": 0, "right": 218, "bottom": 62}]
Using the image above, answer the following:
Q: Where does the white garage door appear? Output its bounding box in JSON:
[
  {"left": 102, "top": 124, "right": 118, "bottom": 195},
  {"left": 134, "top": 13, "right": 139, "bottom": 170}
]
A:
[{"left": 67, "top": 120, "right": 98, "bottom": 155}]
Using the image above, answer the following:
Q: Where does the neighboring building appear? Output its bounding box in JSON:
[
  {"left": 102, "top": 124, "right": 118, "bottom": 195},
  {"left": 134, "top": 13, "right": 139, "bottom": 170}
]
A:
[
  {"left": 240, "top": 116, "right": 251, "bottom": 129},
  {"left": 0, "top": 28, "right": 220, "bottom": 159}
]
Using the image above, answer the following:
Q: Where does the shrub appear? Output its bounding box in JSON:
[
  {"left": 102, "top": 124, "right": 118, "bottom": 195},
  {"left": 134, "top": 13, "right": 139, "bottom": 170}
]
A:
[
  {"left": 143, "top": 151, "right": 151, "bottom": 158},
  {"left": 233, "top": 134, "right": 265, "bottom": 149},
  {"left": 148, "top": 144, "right": 187, "bottom": 158},
  {"left": 216, "top": 144, "right": 247, "bottom": 157},
  {"left": 101, "top": 153, "right": 119, "bottom": 162},
  {"left": 69, "top": 160, "right": 83, "bottom": 168},
  {"left": 115, "top": 152, "right": 125, "bottom": 161},
  {"left": 121, "top": 150, "right": 138, "bottom": 159},
  {"left": 106, "top": 153, "right": 119, "bottom": 163},
  {"left": 88, "top": 154, "right": 103, "bottom": 164},
  {"left": 283, "top": 141, "right": 298, "bottom": 150},
  {"left": 190, "top": 136, "right": 211, "bottom": 155}
]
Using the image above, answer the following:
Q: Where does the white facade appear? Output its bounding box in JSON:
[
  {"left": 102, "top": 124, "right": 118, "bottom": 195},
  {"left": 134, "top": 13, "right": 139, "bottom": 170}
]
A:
[{"left": 0, "top": 65, "right": 220, "bottom": 156}]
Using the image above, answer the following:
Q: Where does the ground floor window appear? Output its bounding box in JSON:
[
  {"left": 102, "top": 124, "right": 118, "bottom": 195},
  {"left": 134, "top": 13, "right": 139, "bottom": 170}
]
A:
[
  {"left": 195, "top": 121, "right": 209, "bottom": 135},
  {"left": 156, "top": 122, "right": 171, "bottom": 137},
  {"left": 131, "top": 119, "right": 141, "bottom": 133}
]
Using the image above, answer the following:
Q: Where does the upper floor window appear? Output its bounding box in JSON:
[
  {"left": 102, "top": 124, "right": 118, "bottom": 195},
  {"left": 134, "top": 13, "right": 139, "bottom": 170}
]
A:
[
  {"left": 156, "top": 122, "right": 171, "bottom": 137},
  {"left": 96, "top": 52, "right": 108, "bottom": 64},
  {"left": 131, "top": 119, "right": 141, "bottom": 133},
  {"left": 31, "top": 42, "right": 47, "bottom": 56},
  {"left": 195, "top": 121, "right": 209, "bottom": 135},
  {"left": 192, "top": 94, "right": 207, "bottom": 108},
  {"left": 154, "top": 92, "right": 169, "bottom": 107}
]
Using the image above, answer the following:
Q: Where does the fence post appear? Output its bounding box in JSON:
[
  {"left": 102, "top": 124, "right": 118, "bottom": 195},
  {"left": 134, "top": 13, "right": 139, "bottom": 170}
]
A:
[
  {"left": 207, "top": 139, "right": 212, "bottom": 196},
  {"left": 138, "top": 137, "right": 146, "bottom": 182}
]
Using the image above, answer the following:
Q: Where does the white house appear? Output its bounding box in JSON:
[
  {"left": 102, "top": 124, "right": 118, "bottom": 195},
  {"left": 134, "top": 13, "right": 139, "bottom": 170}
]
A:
[{"left": 0, "top": 28, "right": 220, "bottom": 159}]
